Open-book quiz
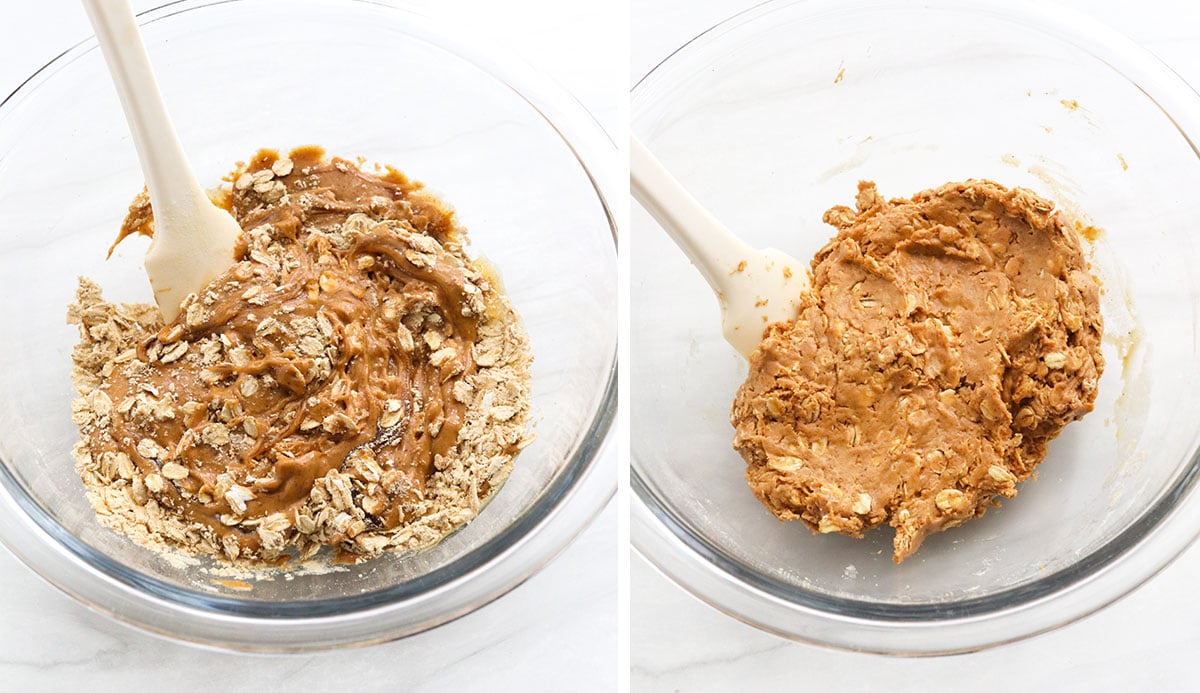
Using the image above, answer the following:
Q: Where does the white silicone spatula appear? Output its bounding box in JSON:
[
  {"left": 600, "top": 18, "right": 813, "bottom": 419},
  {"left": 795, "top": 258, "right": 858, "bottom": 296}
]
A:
[
  {"left": 83, "top": 0, "right": 241, "bottom": 323},
  {"left": 630, "top": 136, "right": 805, "bottom": 358}
]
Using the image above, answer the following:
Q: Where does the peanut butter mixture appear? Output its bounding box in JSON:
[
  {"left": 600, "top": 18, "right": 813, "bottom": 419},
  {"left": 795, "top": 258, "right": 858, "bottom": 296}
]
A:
[
  {"left": 731, "top": 181, "right": 1103, "bottom": 562},
  {"left": 69, "top": 148, "right": 532, "bottom": 565}
]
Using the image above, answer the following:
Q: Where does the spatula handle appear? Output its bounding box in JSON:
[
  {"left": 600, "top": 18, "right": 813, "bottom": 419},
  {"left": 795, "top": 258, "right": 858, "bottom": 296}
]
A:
[{"left": 81, "top": 0, "right": 207, "bottom": 219}]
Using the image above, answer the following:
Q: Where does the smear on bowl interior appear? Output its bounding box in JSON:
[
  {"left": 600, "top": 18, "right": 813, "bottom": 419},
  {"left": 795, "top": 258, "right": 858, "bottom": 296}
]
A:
[
  {"left": 730, "top": 180, "right": 1103, "bottom": 562},
  {"left": 68, "top": 147, "right": 532, "bottom": 567}
]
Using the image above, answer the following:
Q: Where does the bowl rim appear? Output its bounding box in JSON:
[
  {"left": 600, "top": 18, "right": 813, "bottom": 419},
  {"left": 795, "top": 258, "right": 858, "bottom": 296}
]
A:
[
  {"left": 0, "top": 0, "right": 618, "bottom": 652},
  {"left": 631, "top": 0, "right": 1200, "bottom": 655}
]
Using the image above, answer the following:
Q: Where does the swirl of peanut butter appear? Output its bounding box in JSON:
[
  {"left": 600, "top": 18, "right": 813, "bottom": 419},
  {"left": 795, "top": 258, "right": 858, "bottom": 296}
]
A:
[{"left": 91, "top": 148, "right": 491, "bottom": 558}]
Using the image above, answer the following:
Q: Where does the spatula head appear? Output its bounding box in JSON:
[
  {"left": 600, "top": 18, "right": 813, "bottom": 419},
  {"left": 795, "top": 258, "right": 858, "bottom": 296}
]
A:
[
  {"left": 719, "top": 247, "right": 807, "bottom": 357},
  {"left": 144, "top": 201, "right": 242, "bottom": 323}
]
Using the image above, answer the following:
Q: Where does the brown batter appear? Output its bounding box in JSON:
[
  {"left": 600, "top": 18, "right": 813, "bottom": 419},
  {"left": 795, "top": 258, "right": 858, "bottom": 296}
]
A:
[
  {"left": 69, "top": 148, "right": 532, "bottom": 564},
  {"left": 730, "top": 181, "right": 1103, "bottom": 562}
]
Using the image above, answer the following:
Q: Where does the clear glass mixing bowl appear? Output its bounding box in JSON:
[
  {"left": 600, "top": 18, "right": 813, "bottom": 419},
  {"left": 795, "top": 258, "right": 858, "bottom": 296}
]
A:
[
  {"left": 632, "top": 0, "right": 1200, "bottom": 654},
  {"left": 0, "top": 0, "right": 616, "bottom": 651}
]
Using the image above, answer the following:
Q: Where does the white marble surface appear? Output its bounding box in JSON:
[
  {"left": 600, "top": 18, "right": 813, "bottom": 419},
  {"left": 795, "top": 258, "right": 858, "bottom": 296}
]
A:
[
  {"left": 0, "top": 0, "right": 617, "bottom": 690},
  {"left": 631, "top": 0, "right": 1200, "bottom": 690}
]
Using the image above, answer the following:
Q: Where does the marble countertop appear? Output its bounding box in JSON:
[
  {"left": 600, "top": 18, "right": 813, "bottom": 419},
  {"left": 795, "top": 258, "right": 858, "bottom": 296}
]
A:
[
  {"left": 0, "top": 1, "right": 617, "bottom": 690},
  {"left": 631, "top": 0, "right": 1200, "bottom": 690}
]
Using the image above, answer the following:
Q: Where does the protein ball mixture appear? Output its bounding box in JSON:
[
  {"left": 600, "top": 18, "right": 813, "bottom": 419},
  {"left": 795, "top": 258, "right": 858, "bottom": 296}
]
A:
[
  {"left": 730, "top": 180, "right": 1103, "bottom": 562},
  {"left": 68, "top": 147, "right": 532, "bottom": 565}
]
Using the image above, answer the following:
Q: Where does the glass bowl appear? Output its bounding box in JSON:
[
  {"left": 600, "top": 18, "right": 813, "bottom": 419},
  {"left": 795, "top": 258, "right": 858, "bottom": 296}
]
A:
[
  {"left": 0, "top": 0, "right": 616, "bottom": 651},
  {"left": 631, "top": 0, "right": 1200, "bottom": 654}
]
